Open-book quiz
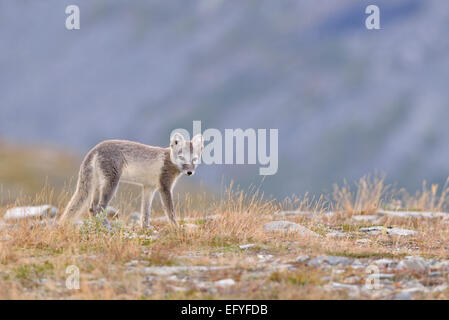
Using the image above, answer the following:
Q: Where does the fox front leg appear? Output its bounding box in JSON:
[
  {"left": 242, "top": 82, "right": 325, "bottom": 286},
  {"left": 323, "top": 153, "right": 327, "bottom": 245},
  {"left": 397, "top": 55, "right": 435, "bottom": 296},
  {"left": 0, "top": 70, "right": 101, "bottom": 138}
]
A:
[
  {"left": 140, "top": 186, "right": 156, "bottom": 229},
  {"left": 159, "top": 186, "right": 180, "bottom": 229}
]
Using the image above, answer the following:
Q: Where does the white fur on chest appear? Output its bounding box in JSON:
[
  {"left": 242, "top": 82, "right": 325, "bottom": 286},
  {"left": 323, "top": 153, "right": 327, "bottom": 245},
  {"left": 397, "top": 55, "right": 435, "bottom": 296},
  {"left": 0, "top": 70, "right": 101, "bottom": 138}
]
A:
[{"left": 121, "top": 158, "right": 164, "bottom": 186}]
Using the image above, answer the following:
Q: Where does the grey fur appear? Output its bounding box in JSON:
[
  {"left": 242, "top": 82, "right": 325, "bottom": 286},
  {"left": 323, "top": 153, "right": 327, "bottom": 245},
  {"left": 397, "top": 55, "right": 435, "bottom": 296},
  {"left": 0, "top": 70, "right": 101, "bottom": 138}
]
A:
[{"left": 62, "top": 136, "right": 203, "bottom": 229}]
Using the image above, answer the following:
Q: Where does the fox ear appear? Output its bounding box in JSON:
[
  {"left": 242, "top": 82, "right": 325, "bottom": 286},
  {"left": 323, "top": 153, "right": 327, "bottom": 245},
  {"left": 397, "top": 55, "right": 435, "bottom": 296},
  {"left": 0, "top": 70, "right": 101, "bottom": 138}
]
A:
[
  {"left": 170, "top": 132, "right": 185, "bottom": 148},
  {"left": 192, "top": 134, "right": 204, "bottom": 152}
]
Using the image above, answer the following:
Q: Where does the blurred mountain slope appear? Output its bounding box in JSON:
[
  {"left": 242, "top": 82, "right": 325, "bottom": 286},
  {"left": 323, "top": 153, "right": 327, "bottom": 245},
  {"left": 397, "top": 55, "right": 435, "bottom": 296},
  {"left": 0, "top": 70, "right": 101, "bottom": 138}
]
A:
[{"left": 1, "top": 0, "right": 449, "bottom": 197}]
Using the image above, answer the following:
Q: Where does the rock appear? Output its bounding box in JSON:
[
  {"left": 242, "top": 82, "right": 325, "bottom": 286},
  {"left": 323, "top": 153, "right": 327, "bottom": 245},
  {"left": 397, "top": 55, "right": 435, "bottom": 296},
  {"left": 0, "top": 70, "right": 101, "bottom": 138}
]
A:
[
  {"left": 143, "top": 266, "right": 230, "bottom": 276},
  {"left": 325, "top": 256, "right": 351, "bottom": 266},
  {"left": 390, "top": 291, "right": 413, "bottom": 300},
  {"left": 295, "top": 255, "right": 310, "bottom": 263},
  {"left": 351, "top": 259, "right": 367, "bottom": 269},
  {"left": 434, "top": 260, "right": 449, "bottom": 269},
  {"left": 376, "top": 273, "right": 395, "bottom": 280},
  {"left": 263, "top": 221, "right": 319, "bottom": 236},
  {"left": 374, "top": 259, "right": 397, "bottom": 269},
  {"left": 104, "top": 206, "right": 118, "bottom": 218},
  {"left": 257, "top": 254, "right": 274, "bottom": 262},
  {"left": 152, "top": 214, "right": 220, "bottom": 222},
  {"left": 307, "top": 256, "right": 351, "bottom": 267},
  {"left": 359, "top": 226, "right": 417, "bottom": 236},
  {"left": 125, "top": 260, "right": 139, "bottom": 267},
  {"left": 400, "top": 287, "right": 428, "bottom": 295},
  {"left": 307, "top": 257, "right": 327, "bottom": 267},
  {"left": 239, "top": 244, "right": 255, "bottom": 250},
  {"left": 331, "top": 283, "right": 360, "bottom": 297},
  {"left": 432, "top": 284, "right": 448, "bottom": 293},
  {"left": 396, "top": 256, "right": 429, "bottom": 271},
  {"left": 377, "top": 210, "right": 449, "bottom": 219},
  {"left": 215, "top": 278, "right": 236, "bottom": 287},
  {"left": 352, "top": 215, "right": 380, "bottom": 222},
  {"left": 3, "top": 205, "right": 58, "bottom": 220},
  {"left": 273, "top": 211, "right": 313, "bottom": 218},
  {"left": 360, "top": 226, "right": 383, "bottom": 235},
  {"left": 344, "top": 276, "right": 361, "bottom": 284},
  {"left": 326, "top": 232, "right": 348, "bottom": 238},
  {"left": 388, "top": 227, "right": 417, "bottom": 236}
]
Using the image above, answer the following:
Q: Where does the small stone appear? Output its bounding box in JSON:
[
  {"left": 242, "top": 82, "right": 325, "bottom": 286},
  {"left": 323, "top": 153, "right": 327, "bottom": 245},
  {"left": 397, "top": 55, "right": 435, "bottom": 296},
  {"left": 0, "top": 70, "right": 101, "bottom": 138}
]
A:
[
  {"left": 273, "top": 211, "right": 312, "bottom": 218},
  {"left": 307, "top": 257, "right": 327, "bottom": 267},
  {"left": 263, "top": 221, "right": 319, "bottom": 236},
  {"left": 143, "top": 266, "right": 230, "bottom": 276},
  {"left": 351, "top": 259, "right": 367, "bottom": 269},
  {"left": 377, "top": 210, "right": 449, "bottom": 219},
  {"left": 104, "top": 206, "right": 118, "bottom": 218},
  {"left": 396, "top": 256, "right": 428, "bottom": 271},
  {"left": 343, "top": 276, "right": 361, "bottom": 284},
  {"left": 376, "top": 273, "right": 395, "bottom": 280},
  {"left": 433, "top": 284, "right": 448, "bottom": 293},
  {"left": 125, "top": 260, "right": 139, "bottom": 267},
  {"left": 325, "top": 256, "right": 351, "bottom": 266},
  {"left": 391, "top": 291, "right": 413, "bottom": 300},
  {"left": 295, "top": 255, "right": 310, "bottom": 263},
  {"left": 215, "top": 278, "right": 236, "bottom": 287},
  {"left": 307, "top": 256, "right": 351, "bottom": 267},
  {"left": 326, "top": 232, "right": 348, "bottom": 238},
  {"left": 3, "top": 205, "right": 58, "bottom": 220},
  {"left": 388, "top": 227, "right": 417, "bottom": 236},
  {"left": 257, "top": 254, "right": 274, "bottom": 262},
  {"left": 434, "top": 260, "right": 449, "bottom": 269},
  {"left": 352, "top": 215, "right": 380, "bottom": 222},
  {"left": 360, "top": 226, "right": 383, "bottom": 235},
  {"left": 374, "top": 259, "right": 396, "bottom": 268},
  {"left": 239, "top": 244, "right": 255, "bottom": 250},
  {"left": 359, "top": 226, "right": 417, "bottom": 236}
]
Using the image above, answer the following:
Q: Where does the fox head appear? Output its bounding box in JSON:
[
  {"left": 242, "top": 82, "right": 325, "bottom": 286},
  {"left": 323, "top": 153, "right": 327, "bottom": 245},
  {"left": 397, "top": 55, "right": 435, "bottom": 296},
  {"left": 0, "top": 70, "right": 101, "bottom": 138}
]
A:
[{"left": 170, "top": 133, "right": 204, "bottom": 176}]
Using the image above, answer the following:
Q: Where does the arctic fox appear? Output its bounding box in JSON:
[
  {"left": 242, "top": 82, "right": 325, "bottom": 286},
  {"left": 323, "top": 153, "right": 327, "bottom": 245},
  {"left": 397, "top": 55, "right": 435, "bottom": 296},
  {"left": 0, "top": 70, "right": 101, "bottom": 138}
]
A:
[{"left": 62, "top": 133, "right": 203, "bottom": 229}]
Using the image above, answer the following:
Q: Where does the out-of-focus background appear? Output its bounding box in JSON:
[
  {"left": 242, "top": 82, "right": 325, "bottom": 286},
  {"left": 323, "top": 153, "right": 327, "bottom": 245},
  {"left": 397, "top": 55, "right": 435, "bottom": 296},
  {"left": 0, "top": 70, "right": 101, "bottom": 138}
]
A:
[{"left": 1, "top": 0, "right": 448, "bottom": 203}]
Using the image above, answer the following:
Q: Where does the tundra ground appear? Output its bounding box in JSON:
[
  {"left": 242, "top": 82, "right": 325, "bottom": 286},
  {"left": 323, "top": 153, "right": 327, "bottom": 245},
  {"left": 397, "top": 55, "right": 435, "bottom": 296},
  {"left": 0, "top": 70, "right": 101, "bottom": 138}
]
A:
[{"left": 2, "top": 175, "right": 449, "bottom": 299}]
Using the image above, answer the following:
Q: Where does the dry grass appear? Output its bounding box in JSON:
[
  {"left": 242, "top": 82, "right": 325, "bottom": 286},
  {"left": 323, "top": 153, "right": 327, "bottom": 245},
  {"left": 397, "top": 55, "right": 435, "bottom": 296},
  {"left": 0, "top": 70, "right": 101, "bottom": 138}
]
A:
[{"left": 1, "top": 174, "right": 449, "bottom": 299}]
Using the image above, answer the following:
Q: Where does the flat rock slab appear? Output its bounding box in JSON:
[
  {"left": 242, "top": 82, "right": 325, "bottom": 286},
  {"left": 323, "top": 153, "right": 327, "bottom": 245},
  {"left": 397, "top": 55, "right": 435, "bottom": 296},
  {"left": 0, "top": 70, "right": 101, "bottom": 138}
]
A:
[
  {"left": 326, "top": 231, "right": 348, "bottom": 238},
  {"left": 273, "top": 211, "right": 334, "bottom": 219},
  {"left": 352, "top": 215, "right": 380, "bottom": 222},
  {"left": 377, "top": 210, "right": 449, "bottom": 219},
  {"left": 239, "top": 244, "right": 256, "bottom": 250},
  {"left": 273, "top": 211, "right": 313, "bottom": 218},
  {"left": 307, "top": 256, "right": 352, "bottom": 267},
  {"left": 359, "top": 226, "right": 417, "bottom": 236},
  {"left": 143, "top": 265, "right": 230, "bottom": 276},
  {"left": 263, "top": 221, "right": 319, "bottom": 236},
  {"left": 396, "top": 256, "right": 430, "bottom": 271},
  {"left": 3, "top": 205, "right": 58, "bottom": 220},
  {"left": 151, "top": 214, "right": 220, "bottom": 222}
]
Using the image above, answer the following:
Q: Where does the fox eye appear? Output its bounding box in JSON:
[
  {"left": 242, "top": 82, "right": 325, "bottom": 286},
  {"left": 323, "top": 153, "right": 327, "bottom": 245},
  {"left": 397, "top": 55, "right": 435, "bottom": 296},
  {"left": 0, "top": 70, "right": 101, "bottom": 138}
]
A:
[{"left": 192, "top": 157, "right": 198, "bottom": 163}]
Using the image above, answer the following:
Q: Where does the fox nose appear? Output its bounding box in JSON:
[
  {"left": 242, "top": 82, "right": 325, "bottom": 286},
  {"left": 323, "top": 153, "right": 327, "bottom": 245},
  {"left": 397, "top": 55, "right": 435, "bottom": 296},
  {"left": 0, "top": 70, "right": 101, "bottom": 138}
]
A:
[{"left": 186, "top": 171, "right": 193, "bottom": 176}]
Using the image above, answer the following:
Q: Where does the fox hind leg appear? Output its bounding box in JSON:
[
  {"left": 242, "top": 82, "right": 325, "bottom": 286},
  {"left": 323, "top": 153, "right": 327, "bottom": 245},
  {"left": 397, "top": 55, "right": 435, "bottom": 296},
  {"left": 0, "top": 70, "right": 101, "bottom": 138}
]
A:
[
  {"left": 97, "top": 172, "right": 120, "bottom": 214},
  {"left": 89, "top": 185, "right": 100, "bottom": 216}
]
